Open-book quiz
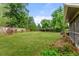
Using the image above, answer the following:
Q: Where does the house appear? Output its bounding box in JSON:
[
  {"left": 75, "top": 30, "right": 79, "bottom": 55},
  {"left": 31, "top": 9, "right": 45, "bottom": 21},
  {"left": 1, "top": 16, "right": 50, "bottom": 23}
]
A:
[{"left": 64, "top": 4, "right": 79, "bottom": 48}]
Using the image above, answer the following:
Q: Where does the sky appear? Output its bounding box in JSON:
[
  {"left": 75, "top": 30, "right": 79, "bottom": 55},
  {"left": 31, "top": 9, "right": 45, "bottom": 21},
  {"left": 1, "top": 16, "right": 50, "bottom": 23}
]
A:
[{"left": 27, "top": 3, "right": 63, "bottom": 25}]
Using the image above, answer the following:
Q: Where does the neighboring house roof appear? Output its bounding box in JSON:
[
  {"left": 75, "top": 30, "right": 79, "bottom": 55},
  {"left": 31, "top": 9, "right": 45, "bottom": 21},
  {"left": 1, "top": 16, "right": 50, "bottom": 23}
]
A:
[{"left": 64, "top": 4, "right": 79, "bottom": 22}]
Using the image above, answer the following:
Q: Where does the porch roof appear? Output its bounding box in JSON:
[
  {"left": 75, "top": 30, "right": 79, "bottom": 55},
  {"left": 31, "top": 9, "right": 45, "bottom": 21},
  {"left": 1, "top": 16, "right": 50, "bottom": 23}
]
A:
[{"left": 64, "top": 4, "right": 79, "bottom": 22}]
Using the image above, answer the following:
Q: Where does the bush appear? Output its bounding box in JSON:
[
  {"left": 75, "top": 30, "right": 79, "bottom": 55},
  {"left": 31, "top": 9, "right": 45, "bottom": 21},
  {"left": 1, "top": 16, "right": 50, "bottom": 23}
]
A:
[
  {"left": 41, "top": 45, "right": 79, "bottom": 56},
  {"left": 41, "top": 48, "right": 60, "bottom": 56}
]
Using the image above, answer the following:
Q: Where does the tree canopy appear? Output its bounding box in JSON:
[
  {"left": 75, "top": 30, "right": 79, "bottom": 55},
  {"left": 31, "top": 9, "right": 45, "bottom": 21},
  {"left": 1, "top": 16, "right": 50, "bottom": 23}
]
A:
[
  {"left": 41, "top": 19, "right": 51, "bottom": 29},
  {"left": 4, "top": 3, "right": 29, "bottom": 28},
  {"left": 0, "top": 4, "right": 68, "bottom": 32},
  {"left": 51, "top": 6, "right": 68, "bottom": 32},
  {"left": 40, "top": 6, "right": 68, "bottom": 32}
]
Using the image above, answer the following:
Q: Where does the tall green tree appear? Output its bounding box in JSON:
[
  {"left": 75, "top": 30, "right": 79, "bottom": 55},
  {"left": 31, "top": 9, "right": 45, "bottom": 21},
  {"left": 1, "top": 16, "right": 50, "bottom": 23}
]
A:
[
  {"left": 37, "top": 24, "right": 41, "bottom": 30},
  {"left": 4, "top": 3, "right": 29, "bottom": 28},
  {"left": 51, "top": 6, "right": 68, "bottom": 32},
  {"left": 28, "top": 16, "right": 37, "bottom": 31},
  {"left": 0, "top": 4, "right": 9, "bottom": 26},
  {"left": 41, "top": 19, "right": 51, "bottom": 29}
]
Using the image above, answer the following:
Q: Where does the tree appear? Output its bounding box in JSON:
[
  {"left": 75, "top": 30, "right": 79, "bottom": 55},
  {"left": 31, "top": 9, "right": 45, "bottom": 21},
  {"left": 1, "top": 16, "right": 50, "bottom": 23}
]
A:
[
  {"left": 41, "top": 19, "right": 51, "bottom": 29},
  {"left": 4, "top": 3, "right": 29, "bottom": 28},
  {"left": 37, "top": 24, "right": 41, "bottom": 30},
  {"left": 51, "top": 6, "right": 68, "bottom": 32},
  {"left": 28, "top": 16, "right": 37, "bottom": 31},
  {"left": 0, "top": 4, "right": 9, "bottom": 26}
]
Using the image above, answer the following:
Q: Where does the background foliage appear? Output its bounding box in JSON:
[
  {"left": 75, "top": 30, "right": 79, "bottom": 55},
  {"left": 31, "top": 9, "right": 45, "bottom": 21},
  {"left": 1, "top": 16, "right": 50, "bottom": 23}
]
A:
[{"left": 0, "top": 4, "right": 68, "bottom": 32}]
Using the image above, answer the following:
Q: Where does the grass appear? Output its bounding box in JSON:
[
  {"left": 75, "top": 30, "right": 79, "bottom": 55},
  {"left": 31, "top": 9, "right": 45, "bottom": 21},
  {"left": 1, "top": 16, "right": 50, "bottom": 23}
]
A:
[{"left": 0, "top": 32, "right": 61, "bottom": 56}]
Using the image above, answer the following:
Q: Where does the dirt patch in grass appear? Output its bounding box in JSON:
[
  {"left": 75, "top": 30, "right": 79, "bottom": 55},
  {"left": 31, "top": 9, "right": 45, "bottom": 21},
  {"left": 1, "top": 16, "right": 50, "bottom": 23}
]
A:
[
  {"left": 49, "top": 35, "right": 78, "bottom": 52},
  {"left": 51, "top": 37, "right": 66, "bottom": 47}
]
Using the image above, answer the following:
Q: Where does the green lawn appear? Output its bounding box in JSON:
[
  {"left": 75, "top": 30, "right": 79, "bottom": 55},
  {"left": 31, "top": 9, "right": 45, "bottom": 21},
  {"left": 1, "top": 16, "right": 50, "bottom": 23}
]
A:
[{"left": 0, "top": 32, "right": 61, "bottom": 56}]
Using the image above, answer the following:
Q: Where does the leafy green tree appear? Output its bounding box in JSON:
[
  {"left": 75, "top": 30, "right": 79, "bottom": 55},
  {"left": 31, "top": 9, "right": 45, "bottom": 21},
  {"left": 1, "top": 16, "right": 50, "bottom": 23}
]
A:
[
  {"left": 41, "top": 19, "right": 51, "bottom": 29},
  {"left": 51, "top": 6, "right": 68, "bottom": 32},
  {"left": 4, "top": 3, "right": 29, "bottom": 28},
  {"left": 0, "top": 4, "right": 9, "bottom": 26},
  {"left": 28, "top": 16, "right": 37, "bottom": 31},
  {"left": 37, "top": 24, "right": 41, "bottom": 30}
]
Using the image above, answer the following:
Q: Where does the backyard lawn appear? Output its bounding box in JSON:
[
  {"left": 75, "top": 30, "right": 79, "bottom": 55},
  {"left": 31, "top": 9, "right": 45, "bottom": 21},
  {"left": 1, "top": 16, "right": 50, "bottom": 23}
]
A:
[{"left": 0, "top": 32, "right": 61, "bottom": 56}]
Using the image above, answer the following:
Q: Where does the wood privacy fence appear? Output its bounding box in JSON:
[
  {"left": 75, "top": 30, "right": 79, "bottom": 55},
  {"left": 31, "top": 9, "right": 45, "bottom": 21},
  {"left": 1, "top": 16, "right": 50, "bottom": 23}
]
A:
[{"left": 0, "top": 27, "right": 27, "bottom": 35}]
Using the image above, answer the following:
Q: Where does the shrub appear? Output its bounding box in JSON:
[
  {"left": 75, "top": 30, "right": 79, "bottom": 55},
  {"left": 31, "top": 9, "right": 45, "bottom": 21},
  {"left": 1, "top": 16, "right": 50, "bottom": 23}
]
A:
[{"left": 41, "top": 45, "right": 79, "bottom": 56}]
